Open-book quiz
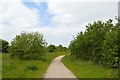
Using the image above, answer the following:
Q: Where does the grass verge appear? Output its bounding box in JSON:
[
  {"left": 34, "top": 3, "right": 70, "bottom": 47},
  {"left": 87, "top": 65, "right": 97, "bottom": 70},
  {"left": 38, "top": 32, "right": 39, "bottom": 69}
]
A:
[
  {"left": 0, "top": 53, "right": 2, "bottom": 78},
  {"left": 2, "top": 51, "right": 67, "bottom": 78},
  {"left": 62, "top": 55, "right": 118, "bottom": 78}
]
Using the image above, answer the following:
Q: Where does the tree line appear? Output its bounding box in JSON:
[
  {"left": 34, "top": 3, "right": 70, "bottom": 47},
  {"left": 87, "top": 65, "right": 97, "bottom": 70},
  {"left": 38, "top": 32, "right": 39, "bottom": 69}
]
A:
[
  {"left": 0, "top": 32, "right": 67, "bottom": 60},
  {"left": 69, "top": 18, "right": 120, "bottom": 68}
]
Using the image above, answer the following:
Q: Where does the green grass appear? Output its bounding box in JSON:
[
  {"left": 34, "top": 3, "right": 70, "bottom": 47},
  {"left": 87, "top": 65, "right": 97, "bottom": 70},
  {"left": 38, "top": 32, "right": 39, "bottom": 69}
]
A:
[
  {"left": 0, "top": 53, "right": 2, "bottom": 79},
  {"left": 2, "top": 51, "right": 67, "bottom": 78},
  {"left": 62, "top": 55, "right": 118, "bottom": 78}
]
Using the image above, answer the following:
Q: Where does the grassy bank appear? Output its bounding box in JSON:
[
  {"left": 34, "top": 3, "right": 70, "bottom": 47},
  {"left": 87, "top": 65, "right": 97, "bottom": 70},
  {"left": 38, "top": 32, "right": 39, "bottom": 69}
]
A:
[
  {"left": 62, "top": 55, "right": 118, "bottom": 78},
  {"left": 2, "top": 51, "right": 67, "bottom": 78},
  {"left": 0, "top": 53, "right": 2, "bottom": 78}
]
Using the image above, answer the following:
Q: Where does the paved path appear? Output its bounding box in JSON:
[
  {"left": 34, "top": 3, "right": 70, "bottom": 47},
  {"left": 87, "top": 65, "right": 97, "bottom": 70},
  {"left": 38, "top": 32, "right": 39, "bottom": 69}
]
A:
[{"left": 44, "top": 55, "right": 78, "bottom": 78}]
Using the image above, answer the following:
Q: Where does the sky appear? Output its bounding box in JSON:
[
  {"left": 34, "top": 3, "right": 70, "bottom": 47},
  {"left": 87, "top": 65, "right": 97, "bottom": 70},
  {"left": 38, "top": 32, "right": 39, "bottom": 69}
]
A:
[{"left": 0, "top": 0, "right": 119, "bottom": 47}]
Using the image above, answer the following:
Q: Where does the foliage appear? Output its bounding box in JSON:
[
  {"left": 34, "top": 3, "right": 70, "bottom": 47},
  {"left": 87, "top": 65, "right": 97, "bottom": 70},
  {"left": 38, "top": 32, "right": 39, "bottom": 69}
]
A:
[
  {"left": 0, "top": 39, "right": 9, "bottom": 53},
  {"left": 101, "top": 27, "right": 119, "bottom": 67},
  {"left": 9, "top": 32, "right": 47, "bottom": 60},
  {"left": 57, "top": 45, "right": 68, "bottom": 51},
  {"left": 48, "top": 44, "right": 57, "bottom": 52},
  {"left": 47, "top": 44, "right": 68, "bottom": 52},
  {"left": 69, "top": 19, "right": 120, "bottom": 68}
]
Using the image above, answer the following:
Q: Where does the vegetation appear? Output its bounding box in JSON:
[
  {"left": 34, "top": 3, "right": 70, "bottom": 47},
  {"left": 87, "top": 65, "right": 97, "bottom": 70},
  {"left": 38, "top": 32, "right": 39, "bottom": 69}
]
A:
[
  {"left": 0, "top": 54, "right": 1, "bottom": 78},
  {"left": 47, "top": 44, "right": 68, "bottom": 52},
  {"left": 48, "top": 44, "right": 57, "bottom": 52},
  {"left": 0, "top": 39, "right": 9, "bottom": 53},
  {"left": 2, "top": 18, "right": 119, "bottom": 78},
  {"left": 62, "top": 55, "right": 118, "bottom": 78},
  {"left": 2, "top": 53, "right": 47, "bottom": 78},
  {"left": 9, "top": 32, "right": 47, "bottom": 60},
  {"left": 57, "top": 45, "right": 68, "bottom": 51},
  {"left": 2, "top": 31, "right": 68, "bottom": 78},
  {"left": 69, "top": 19, "right": 120, "bottom": 68},
  {"left": 2, "top": 51, "right": 67, "bottom": 78}
]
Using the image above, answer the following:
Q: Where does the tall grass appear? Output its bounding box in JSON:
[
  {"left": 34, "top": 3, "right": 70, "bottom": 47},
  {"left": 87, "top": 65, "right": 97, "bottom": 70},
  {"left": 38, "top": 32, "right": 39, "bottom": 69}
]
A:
[
  {"left": 62, "top": 55, "right": 118, "bottom": 78},
  {"left": 2, "top": 54, "right": 47, "bottom": 78},
  {"left": 0, "top": 53, "right": 2, "bottom": 79},
  {"left": 2, "top": 51, "right": 67, "bottom": 78}
]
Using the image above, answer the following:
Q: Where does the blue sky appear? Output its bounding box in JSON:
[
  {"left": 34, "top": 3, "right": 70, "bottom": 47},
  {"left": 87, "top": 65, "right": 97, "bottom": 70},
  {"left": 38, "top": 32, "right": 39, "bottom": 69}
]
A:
[{"left": 23, "top": 2, "right": 53, "bottom": 27}]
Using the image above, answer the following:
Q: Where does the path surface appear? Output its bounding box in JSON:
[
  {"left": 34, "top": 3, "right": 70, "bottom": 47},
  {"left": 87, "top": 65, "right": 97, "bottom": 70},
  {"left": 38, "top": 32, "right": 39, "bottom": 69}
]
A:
[{"left": 44, "top": 55, "right": 77, "bottom": 78}]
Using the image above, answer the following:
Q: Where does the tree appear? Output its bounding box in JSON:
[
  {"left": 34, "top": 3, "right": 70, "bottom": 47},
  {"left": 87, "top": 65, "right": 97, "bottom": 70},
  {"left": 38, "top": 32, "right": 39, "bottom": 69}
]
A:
[
  {"left": 57, "top": 44, "right": 68, "bottom": 51},
  {"left": 9, "top": 32, "right": 46, "bottom": 60},
  {"left": 101, "top": 27, "right": 119, "bottom": 67},
  {"left": 47, "top": 44, "right": 68, "bottom": 52},
  {"left": 48, "top": 44, "right": 57, "bottom": 52},
  {"left": 69, "top": 18, "right": 119, "bottom": 68},
  {"left": 0, "top": 39, "right": 9, "bottom": 53}
]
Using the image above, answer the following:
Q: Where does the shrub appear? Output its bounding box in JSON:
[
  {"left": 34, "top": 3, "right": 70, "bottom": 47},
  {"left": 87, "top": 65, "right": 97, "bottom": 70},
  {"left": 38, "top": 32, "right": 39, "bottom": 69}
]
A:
[
  {"left": 9, "top": 32, "right": 47, "bottom": 60},
  {"left": 48, "top": 44, "right": 57, "bottom": 52},
  {"left": 69, "top": 19, "right": 119, "bottom": 68},
  {"left": 0, "top": 39, "right": 9, "bottom": 53}
]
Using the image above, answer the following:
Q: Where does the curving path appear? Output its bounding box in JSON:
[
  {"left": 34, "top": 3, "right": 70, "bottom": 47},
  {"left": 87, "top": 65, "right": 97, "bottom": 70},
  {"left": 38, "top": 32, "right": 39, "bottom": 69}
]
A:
[{"left": 44, "top": 55, "right": 78, "bottom": 79}]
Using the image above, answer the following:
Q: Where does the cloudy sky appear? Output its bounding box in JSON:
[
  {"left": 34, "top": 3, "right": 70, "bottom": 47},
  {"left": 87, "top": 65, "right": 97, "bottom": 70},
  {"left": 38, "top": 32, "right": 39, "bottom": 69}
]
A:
[{"left": 0, "top": 0, "right": 119, "bottom": 47}]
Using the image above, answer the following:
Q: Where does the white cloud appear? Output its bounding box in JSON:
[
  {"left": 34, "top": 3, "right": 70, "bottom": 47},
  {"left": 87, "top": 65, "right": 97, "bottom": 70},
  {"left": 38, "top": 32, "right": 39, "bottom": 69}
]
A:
[
  {"left": 0, "top": 0, "right": 39, "bottom": 42},
  {"left": 45, "top": 1, "right": 118, "bottom": 46},
  {"left": 48, "top": 1, "right": 118, "bottom": 24}
]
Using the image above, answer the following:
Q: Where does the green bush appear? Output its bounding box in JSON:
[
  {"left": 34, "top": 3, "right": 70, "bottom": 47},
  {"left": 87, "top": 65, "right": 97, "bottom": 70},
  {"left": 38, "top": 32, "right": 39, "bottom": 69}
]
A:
[
  {"left": 101, "top": 27, "right": 119, "bottom": 67},
  {"left": 47, "top": 44, "right": 68, "bottom": 52},
  {"left": 48, "top": 44, "right": 57, "bottom": 52},
  {"left": 69, "top": 19, "right": 120, "bottom": 68},
  {"left": 57, "top": 45, "right": 68, "bottom": 51},
  {"left": 9, "top": 32, "right": 47, "bottom": 60},
  {"left": 0, "top": 39, "right": 9, "bottom": 53}
]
